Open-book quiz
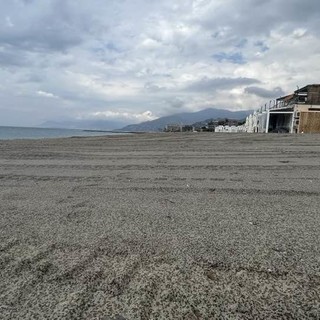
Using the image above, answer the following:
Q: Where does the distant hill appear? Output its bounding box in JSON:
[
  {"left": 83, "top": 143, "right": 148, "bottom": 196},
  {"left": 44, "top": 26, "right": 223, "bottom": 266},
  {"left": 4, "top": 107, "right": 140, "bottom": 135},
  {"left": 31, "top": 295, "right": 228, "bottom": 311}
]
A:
[
  {"left": 118, "top": 108, "right": 251, "bottom": 132},
  {"left": 40, "top": 108, "right": 252, "bottom": 132}
]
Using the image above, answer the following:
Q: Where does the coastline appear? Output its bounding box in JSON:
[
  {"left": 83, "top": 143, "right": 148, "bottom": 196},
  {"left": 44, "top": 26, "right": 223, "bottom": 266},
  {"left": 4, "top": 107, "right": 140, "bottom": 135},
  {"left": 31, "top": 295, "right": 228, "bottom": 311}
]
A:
[
  {"left": 0, "top": 126, "right": 131, "bottom": 140},
  {"left": 0, "top": 133, "right": 319, "bottom": 319}
]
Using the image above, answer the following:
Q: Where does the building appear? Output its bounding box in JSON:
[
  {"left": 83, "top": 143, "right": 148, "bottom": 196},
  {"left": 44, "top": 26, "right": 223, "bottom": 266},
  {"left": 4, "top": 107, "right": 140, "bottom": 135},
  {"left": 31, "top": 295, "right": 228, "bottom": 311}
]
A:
[
  {"left": 214, "top": 125, "right": 245, "bottom": 133},
  {"left": 268, "top": 84, "right": 320, "bottom": 133},
  {"left": 246, "top": 84, "right": 320, "bottom": 133},
  {"left": 164, "top": 124, "right": 195, "bottom": 132},
  {"left": 164, "top": 124, "right": 182, "bottom": 132},
  {"left": 207, "top": 120, "right": 218, "bottom": 131},
  {"left": 181, "top": 125, "right": 194, "bottom": 132}
]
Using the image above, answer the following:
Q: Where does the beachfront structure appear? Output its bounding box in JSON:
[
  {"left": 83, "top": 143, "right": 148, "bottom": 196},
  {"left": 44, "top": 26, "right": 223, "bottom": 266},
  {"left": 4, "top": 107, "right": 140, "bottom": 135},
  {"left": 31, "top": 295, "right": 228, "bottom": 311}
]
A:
[
  {"left": 215, "top": 125, "right": 245, "bottom": 133},
  {"left": 245, "top": 114, "right": 253, "bottom": 133},
  {"left": 164, "top": 124, "right": 195, "bottom": 132},
  {"left": 245, "top": 84, "right": 320, "bottom": 133}
]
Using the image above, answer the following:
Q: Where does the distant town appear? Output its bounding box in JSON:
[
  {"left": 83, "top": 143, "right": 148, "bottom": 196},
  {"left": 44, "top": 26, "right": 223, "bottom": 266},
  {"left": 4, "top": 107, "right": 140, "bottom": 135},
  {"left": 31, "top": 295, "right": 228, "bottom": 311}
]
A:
[{"left": 164, "top": 84, "right": 320, "bottom": 134}]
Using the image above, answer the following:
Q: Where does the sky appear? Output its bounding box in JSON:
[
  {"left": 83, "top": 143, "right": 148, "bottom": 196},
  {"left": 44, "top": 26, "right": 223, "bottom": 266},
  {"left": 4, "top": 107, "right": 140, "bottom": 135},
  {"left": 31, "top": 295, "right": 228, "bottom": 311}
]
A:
[{"left": 1, "top": 0, "right": 320, "bottom": 127}]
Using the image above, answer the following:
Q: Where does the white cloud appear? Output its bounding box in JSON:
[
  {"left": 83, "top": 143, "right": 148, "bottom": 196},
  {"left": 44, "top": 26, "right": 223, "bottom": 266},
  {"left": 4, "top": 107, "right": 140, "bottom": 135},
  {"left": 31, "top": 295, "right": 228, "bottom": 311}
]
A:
[
  {"left": 89, "top": 110, "right": 156, "bottom": 123},
  {"left": 37, "top": 90, "right": 58, "bottom": 99},
  {"left": 292, "top": 28, "right": 307, "bottom": 39}
]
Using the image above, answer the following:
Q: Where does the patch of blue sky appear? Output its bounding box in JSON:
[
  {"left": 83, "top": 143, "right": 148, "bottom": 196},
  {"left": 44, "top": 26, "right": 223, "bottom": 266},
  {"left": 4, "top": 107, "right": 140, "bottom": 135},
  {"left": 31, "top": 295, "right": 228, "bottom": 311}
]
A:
[
  {"left": 235, "top": 38, "right": 248, "bottom": 48},
  {"left": 92, "top": 42, "right": 121, "bottom": 54},
  {"left": 254, "top": 41, "right": 269, "bottom": 52},
  {"left": 105, "top": 42, "right": 120, "bottom": 52},
  {"left": 212, "top": 51, "right": 246, "bottom": 64}
]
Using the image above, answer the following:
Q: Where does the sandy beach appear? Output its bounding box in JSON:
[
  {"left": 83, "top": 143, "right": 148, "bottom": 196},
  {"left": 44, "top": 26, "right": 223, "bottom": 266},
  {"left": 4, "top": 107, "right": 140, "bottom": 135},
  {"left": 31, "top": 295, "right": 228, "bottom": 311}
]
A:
[{"left": 0, "top": 133, "right": 319, "bottom": 319}]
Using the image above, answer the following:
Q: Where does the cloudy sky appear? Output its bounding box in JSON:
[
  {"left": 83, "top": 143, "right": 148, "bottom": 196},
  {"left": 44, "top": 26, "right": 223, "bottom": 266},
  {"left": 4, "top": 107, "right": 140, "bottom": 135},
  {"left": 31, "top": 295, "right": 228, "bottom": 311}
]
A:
[{"left": 1, "top": 0, "right": 320, "bottom": 127}]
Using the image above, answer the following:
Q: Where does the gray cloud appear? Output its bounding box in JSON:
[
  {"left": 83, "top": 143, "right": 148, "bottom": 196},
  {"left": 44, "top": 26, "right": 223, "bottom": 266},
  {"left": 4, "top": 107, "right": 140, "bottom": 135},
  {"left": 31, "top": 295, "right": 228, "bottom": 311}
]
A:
[
  {"left": 0, "top": 47, "right": 30, "bottom": 66},
  {"left": 200, "top": 0, "right": 320, "bottom": 38},
  {"left": 0, "top": 0, "right": 320, "bottom": 126},
  {"left": 0, "top": 1, "right": 90, "bottom": 52},
  {"left": 245, "top": 86, "right": 285, "bottom": 99},
  {"left": 167, "top": 98, "right": 185, "bottom": 109},
  {"left": 186, "top": 77, "right": 260, "bottom": 92}
]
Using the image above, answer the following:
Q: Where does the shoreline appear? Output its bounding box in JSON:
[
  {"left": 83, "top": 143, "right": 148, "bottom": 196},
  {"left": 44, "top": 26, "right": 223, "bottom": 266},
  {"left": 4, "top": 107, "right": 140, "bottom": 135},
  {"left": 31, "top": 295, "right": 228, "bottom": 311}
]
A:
[{"left": 0, "top": 126, "right": 133, "bottom": 141}]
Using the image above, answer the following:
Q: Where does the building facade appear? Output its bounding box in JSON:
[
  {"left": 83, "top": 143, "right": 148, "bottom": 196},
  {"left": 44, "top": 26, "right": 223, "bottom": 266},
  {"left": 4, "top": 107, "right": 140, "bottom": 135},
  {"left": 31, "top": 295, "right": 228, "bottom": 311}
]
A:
[{"left": 245, "top": 84, "right": 320, "bottom": 133}]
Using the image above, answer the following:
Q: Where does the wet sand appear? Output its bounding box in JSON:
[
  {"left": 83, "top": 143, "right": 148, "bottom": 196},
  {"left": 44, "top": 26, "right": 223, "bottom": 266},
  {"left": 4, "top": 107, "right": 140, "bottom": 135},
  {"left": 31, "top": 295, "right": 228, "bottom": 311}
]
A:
[{"left": 0, "top": 133, "right": 319, "bottom": 319}]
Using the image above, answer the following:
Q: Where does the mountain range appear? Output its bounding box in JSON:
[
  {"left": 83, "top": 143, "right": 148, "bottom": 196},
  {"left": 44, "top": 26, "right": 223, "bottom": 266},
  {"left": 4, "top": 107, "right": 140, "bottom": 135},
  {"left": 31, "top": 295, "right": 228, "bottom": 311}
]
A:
[
  {"left": 40, "top": 108, "right": 252, "bottom": 132},
  {"left": 119, "top": 108, "right": 251, "bottom": 132}
]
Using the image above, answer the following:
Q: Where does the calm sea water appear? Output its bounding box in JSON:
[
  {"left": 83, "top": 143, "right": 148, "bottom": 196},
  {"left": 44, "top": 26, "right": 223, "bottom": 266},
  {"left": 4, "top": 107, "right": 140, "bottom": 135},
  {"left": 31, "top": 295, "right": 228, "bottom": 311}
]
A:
[{"left": 0, "top": 126, "right": 125, "bottom": 140}]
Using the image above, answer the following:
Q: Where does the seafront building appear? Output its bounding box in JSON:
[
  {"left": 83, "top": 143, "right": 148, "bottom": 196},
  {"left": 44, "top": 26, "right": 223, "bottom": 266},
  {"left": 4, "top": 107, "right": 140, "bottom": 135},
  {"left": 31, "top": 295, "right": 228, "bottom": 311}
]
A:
[
  {"left": 164, "top": 124, "right": 195, "bottom": 132},
  {"left": 164, "top": 124, "right": 182, "bottom": 132},
  {"left": 214, "top": 125, "right": 245, "bottom": 133},
  {"left": 245, "top": 84, "right": 320, "bottom": 133},
  {"left": 163, "top": 85, "right": 320, "bottom": 134}
]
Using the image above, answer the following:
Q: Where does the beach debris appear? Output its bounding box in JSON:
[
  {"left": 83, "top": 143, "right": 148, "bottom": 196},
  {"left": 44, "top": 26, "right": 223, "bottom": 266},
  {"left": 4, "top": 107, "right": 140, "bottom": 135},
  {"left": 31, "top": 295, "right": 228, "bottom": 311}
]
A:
[
  {"left": 191, "top": 305, "right": 202, "bottom": 319},
  {"left": 206, "top": 271, "right": 219, "bottom": 281},
  {"left": 272, "top": 247, "right": 286, "bottom": 254},
  {"left": 164, "top": 198, "right": 175, "bottom": 204},
  {"left": 236, "top": 270, "right": 246, "bottom": 277}
]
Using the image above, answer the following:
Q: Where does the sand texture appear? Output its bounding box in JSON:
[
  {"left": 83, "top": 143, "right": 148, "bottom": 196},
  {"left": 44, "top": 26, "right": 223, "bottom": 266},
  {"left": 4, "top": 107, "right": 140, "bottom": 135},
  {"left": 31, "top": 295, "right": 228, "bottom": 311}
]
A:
[{"left": 0, "top": 133, "right": 319, "bottom": 319}]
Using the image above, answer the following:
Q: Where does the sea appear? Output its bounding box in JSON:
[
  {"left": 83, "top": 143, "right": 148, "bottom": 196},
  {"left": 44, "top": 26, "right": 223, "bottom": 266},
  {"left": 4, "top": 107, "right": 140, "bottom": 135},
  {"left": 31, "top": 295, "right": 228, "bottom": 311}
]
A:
[{"left": 0, "top": 126, "right": 127, "bottom": 140}]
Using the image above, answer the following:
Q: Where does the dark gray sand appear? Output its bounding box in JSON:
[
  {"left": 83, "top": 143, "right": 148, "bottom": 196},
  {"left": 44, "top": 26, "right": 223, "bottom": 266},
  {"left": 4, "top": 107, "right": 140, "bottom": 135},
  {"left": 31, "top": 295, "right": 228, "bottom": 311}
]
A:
[{"left": 0, "top": 133, "right": 319, "bottom": 319}]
